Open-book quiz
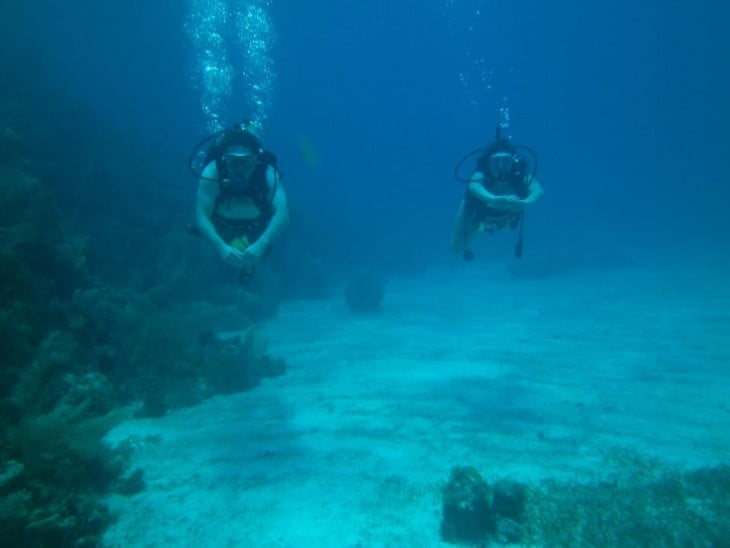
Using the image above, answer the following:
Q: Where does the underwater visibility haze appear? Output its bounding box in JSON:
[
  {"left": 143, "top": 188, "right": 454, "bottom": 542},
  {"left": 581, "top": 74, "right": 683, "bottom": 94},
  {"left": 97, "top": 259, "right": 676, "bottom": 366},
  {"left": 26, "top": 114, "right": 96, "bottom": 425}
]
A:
[{"left": 1, "top": 0, "right": 729, "bottom": 545}]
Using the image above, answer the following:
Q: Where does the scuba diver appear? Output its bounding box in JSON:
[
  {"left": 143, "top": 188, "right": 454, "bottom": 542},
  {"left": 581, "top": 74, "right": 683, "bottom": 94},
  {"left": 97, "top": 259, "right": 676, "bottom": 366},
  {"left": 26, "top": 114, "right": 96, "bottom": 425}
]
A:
[
  {"left": 451, "top": 125, "right": 544, "bottom": 260},
  {"left": 191, "top": 121, "right": 289, "bottom": 281}
]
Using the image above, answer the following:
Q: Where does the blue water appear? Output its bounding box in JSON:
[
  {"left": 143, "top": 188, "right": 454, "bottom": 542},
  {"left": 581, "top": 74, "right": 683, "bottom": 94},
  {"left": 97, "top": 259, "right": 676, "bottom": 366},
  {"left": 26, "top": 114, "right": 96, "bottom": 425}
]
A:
[
  {"left": 6, "top": 0, "right": 728, "bottom": 273},
  {"left": 4, "top": 3, "right": 729, "bottom": 544}
]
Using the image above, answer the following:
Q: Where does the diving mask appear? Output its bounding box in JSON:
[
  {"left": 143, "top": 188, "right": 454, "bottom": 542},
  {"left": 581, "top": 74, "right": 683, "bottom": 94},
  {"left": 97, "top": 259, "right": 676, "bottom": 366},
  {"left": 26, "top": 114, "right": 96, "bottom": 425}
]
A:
[
  {"left": 224, "top": 149, "right": 257, "bottom": 171},
  {"left": 223, "top": 147, "right": 258, "bottom": 189},
  {"left": 488, "top": 151, "right": 516, "bottom": 179}
]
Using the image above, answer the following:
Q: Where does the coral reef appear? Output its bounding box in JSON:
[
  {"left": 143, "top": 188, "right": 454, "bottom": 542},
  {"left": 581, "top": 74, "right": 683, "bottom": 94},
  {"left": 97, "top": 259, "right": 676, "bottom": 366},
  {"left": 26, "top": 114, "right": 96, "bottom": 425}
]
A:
[
  {"left": 200, "top": 328, "right": 287, "bottom": 397},
  {"left": 440, "top": 466, "right": 527, "bottom": 545},
  {"left": 440, "top": 453, "right": 729, "bottom": 546},
  {"left": 0, "top": 404, "right": 133, "bottom": 547},
  {"left": 0, "top": 116, "right": 125, "bottom": 545},
  {"left": 0, "top": 67, "right": 287, "bottom": 545},
  {"left": 440, "top": 466, "right": 494, "bottom": 543},
  {"left": 522, "top": 454, "right": 730, "bottom": 546}
]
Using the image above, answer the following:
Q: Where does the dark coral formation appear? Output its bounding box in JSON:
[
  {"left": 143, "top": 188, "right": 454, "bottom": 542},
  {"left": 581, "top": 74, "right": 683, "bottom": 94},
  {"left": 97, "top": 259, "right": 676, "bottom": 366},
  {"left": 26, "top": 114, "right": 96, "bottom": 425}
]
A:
[
  {"left": 522, "top": 455, "right": 730, "bottom": 546},
  {"left": 0, "top": 118, "right": 119, "bottom": 546},
  {"left": 0, "top": 62, "right": 286, "bottom": 546},
  {"left": 440, "top": 466, "right": 527, "bottom": 545},
  {"left": 440, "top": 466, "right": 494, "bottom": 542},
  {"left": 440, "top": 455, "right": 730, "bottom": 546}
]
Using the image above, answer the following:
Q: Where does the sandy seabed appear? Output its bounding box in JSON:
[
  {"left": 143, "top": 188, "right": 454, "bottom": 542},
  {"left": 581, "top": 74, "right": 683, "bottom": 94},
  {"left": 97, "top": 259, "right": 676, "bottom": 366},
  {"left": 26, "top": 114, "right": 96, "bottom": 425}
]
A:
[{"left": 104, "top": 255, "right": 730, "bottom": 547}]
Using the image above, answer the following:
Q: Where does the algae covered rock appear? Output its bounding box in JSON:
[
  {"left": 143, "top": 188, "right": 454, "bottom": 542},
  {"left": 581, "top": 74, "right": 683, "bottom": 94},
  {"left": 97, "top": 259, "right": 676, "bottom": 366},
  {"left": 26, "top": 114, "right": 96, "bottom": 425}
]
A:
[
  {"left": 200, "top": 328, "right": 287, "bottom": 396},
  {"left": 440, "top": 466, "right": 493, "bottom": 542},
  {"left": 440, "top": 467, "right": 528, "bottom": 545},
  {"left": 492, "top": 478, "right": 527, "bottom": 521}
]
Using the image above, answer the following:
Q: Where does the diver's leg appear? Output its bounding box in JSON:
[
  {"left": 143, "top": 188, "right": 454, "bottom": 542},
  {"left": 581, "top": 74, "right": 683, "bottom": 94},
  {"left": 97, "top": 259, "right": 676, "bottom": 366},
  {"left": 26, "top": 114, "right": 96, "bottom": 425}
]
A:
[{"left": 451, "top": 200, "right": 477, "bottom": 255}]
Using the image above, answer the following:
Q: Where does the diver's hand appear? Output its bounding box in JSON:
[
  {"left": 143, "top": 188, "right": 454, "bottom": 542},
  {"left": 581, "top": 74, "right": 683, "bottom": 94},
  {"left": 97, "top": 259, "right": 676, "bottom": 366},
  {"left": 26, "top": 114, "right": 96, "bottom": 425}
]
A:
[
  {"left": 220, "top": 244, "right": 247, "bottom": 267},
  {"left": 508, "top": 198, "right": 530, "bottom": 212},
  {"left": 491, "top": 195, "right": 525, "bottom": 211}
]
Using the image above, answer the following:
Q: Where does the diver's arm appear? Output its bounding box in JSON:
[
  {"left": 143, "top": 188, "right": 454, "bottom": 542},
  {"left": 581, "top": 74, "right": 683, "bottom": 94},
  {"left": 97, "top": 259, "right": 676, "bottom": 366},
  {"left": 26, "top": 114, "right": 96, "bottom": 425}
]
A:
[
  {"left": 468, "top": 171, "right": 519, "bottom": 210},
  {"left": 524, "top": 176, "right": 544, "bottom": 205},
  {"left": 248, "top": 166, "right": 289, "bottom": 255},
  {"left": 467, "top": 171, "right": 499, "bottom": 204},
  {"left": 195, "top": 164, "right": 227, "bottom": 253}
]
